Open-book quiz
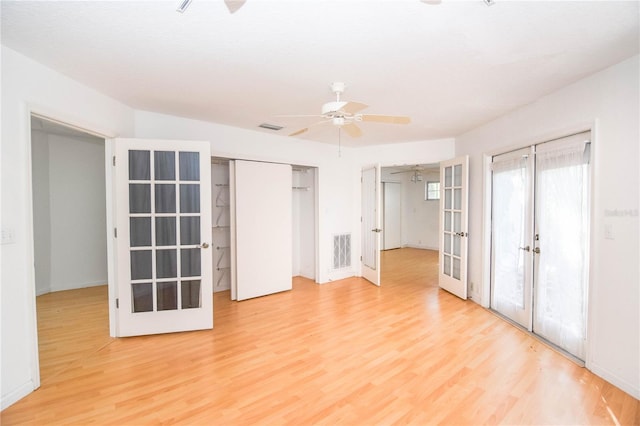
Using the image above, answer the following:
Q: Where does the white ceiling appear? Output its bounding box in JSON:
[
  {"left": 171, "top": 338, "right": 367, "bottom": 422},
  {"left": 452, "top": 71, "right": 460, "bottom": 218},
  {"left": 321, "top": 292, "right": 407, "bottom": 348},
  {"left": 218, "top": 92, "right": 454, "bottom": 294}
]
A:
[{"left": 2, "top": 1, "right": 638, "bottom": 147}]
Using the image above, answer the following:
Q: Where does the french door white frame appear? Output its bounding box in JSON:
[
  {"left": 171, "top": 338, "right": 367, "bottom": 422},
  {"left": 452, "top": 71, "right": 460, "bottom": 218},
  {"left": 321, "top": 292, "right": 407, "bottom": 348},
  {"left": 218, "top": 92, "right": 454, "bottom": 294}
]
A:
[{"left": 480, "top": 123, "right": 597, "bottom": 366}]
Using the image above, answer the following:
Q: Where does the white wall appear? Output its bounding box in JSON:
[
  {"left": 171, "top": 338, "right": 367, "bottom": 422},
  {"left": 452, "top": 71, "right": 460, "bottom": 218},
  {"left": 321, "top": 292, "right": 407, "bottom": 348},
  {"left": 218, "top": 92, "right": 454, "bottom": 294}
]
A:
[
  {"left": 32, "top": 129, "right": 108, "bottom": 295},
  {"left": 1, "top": 46, "right": 135, "bottom": 409},
  {"left": 456, "top": 55, "right": 640, "bottom": 398}
]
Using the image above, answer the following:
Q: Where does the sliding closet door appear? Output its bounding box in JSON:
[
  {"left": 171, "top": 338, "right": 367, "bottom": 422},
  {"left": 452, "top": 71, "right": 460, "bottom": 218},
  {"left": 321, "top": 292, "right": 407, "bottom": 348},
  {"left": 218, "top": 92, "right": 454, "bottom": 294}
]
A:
[
  {"left": 232, "top": 160, "right": 292, "bottom": 301},
  {"left": 533, "top": 134, "right": 591, "bottom": 360},
  {"left": 490, "top": 147, "right": 533, "bottom": 329}
]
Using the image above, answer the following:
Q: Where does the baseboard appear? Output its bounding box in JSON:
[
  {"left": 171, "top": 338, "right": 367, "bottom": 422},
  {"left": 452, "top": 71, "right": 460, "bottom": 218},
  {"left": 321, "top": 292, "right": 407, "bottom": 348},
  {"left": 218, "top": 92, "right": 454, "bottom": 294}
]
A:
[
  {"left": 588, "top": 362, "right": 640, "bottom": 400},
  {"left": 50, "top": 280, "right": 107, "bottom": 293},
  {"left": 402, "top": 244, "right": 438, "bottom": 251},
  {"left": 323, "top": 268, "right": 355, "bottom": 283},
  {"left": 1, "top": 380, "right": 34, "bottom": 410}
]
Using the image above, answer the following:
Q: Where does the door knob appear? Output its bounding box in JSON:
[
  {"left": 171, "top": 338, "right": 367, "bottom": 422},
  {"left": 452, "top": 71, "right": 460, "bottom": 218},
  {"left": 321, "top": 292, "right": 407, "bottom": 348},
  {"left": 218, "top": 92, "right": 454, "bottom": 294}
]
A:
[
  {"left": 533, "top": 247, "right": 540, "bottom": 254},
  {"left": 200, "top": 242, "right": 210, "bottom": 249},
  {"left": 371, "top": 228, "right": 382, "bottom": 233}
]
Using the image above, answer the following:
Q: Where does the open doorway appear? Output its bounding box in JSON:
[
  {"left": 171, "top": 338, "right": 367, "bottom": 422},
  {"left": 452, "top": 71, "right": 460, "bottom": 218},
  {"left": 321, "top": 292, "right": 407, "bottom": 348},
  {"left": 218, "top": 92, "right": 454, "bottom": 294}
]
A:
[
  {"left": 30, "top": 116, "right": 112, "bottom": 383},
  {"left": 380, "top": 164, "right": 440, "bottom": 284}
]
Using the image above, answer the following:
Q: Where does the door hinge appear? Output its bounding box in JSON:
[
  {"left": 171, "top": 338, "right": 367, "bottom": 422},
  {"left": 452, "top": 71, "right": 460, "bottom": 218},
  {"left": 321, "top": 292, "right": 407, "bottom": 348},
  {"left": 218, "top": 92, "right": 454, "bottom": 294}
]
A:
[
  {"left": 116, "top": 298, "right": 119, "bottom": 309},
  {"left": 114, "top": 227, "right": 117, "bottom": 238},
  {"left": 360, "top": 255, "right": 363, "bottom": 261},
  {"left": 112, "top": 155, "right": 116, "bottom": 166}
]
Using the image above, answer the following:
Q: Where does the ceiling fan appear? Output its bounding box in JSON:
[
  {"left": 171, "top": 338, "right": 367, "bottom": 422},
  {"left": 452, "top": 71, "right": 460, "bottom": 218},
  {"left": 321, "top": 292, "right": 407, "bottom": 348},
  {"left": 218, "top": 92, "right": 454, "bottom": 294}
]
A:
[
  {"left": 283, "top": 82, "right": 411, "bottom": 138},
  {"left": 391, "top": 165, "right": 426, "bottom": 182}
]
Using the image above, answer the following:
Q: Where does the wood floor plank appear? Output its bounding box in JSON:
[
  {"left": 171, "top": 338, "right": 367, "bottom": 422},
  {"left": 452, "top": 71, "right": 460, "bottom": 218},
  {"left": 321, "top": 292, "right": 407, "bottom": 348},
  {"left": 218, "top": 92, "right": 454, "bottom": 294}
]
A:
[{"left": 2, "top": 248, "right": 638, "bottom": 425}]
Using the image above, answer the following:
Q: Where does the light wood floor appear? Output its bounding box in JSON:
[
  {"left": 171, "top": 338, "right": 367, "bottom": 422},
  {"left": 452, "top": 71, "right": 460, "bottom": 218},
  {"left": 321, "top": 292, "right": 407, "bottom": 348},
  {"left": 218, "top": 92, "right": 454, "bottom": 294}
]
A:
[{"left": 2, "top": 248, "right": 638, "bottom": 425}]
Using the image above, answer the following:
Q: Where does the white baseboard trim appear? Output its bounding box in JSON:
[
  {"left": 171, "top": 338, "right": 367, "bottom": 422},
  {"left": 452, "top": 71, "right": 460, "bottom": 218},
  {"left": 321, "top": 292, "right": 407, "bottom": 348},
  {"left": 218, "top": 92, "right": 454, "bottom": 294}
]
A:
[
  {"left": 49, "top": 280, "right": 107, "bottom": 293},
  {"left": 1, "top": 380, "right": 35, "bottom": 410},
  {"left": 402, "top": 244, "right": 439, "bottom": 251},
  {"left": 588, "top": 362, "right": 640, "bottom": 400}
]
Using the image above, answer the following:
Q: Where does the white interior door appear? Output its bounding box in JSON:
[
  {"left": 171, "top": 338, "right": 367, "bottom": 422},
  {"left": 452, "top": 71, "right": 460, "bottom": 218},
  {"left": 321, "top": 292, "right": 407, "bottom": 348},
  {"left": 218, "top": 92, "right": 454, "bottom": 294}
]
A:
[
  {"left": 114, "top": 138, "right": 212, "bottom": 337},
  {"left": 362, "top": 165, "right": 381, "bottom": 286},
  {"left": 490, "top": 147, "right": 534, "bottom": 329},
  {"left": 439, "top": 156, "right": 469, "bottom": 299},
  {"left": 383, "top": 182, "right": 402, "bottom": 250},
  {"left": 232, "top": 160, "right": 292, "bottom": 301}
]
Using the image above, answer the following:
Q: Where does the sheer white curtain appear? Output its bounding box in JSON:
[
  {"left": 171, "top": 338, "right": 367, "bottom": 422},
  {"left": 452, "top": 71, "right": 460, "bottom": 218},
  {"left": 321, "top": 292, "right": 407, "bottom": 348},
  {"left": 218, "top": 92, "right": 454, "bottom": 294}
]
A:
[
  {"left": 534, "top": 138, "right": 590, "bottom": 359},
  {"left": 491, "top": 150, "right": 531, "bottom": 326}
]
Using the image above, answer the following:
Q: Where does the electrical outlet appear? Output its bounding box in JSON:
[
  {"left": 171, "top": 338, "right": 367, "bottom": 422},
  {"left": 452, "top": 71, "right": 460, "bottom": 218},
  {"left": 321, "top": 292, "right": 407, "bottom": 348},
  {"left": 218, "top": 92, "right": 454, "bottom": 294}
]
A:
[{"left": 470, "top": 282, "right": 474, "bottom": 291}]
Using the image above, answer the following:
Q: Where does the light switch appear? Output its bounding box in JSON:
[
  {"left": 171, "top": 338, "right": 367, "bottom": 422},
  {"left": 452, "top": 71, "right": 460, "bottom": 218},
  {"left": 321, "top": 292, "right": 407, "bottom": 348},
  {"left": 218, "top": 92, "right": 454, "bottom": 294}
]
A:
[{"left": 604, "top": 223, "right": 614, "bottom": 240}]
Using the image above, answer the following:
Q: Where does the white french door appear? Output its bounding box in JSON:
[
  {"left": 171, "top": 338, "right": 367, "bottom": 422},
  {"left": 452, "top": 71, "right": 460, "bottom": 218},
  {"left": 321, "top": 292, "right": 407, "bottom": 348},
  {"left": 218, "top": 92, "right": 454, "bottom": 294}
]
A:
[
  {"left": 114, "top": 138, "right": 212, "bottom": 337},
  {"left": 491, "top": 131, "right": 591, "bottom": 360},
  {"left": 439, "top": 156, "right": 469, "bottom": 299},
  {"left": 361, "top": 165, "right": 381, "bottom": 286},
  {"left": 490, "top": 147, "right": 534, "bottom": 329}
]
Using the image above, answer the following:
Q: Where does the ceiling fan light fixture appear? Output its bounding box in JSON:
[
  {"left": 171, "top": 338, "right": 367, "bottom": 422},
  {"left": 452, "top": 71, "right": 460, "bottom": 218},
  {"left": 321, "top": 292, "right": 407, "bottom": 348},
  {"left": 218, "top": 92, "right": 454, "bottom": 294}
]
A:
[{"left": 332, "top": 117, "right": 345, "bottom": 126}]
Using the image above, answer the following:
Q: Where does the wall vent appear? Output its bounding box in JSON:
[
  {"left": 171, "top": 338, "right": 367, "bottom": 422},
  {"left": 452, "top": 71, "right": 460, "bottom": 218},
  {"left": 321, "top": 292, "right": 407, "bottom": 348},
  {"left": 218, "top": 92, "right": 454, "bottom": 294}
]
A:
[{"left": 333, "top": 233, "right": 351, "bottom": 269}]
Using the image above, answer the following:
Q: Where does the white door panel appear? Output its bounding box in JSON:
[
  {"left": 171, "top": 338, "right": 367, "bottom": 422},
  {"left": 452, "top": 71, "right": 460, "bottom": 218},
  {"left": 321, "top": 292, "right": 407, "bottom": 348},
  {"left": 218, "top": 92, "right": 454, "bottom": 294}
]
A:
[
  {"left": 439, "top": 156, "right": 468, "bottom": 299},
  {"left": 233, "top": 160, "right": 292, "bottom": 301},
  {"left": 114, "top": 138, "right": 212, "bottom": 337}
]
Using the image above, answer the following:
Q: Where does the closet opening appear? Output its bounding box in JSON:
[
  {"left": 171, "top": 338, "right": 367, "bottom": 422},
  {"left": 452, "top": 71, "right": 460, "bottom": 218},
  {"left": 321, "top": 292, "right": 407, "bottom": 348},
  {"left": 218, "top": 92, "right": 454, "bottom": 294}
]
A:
[{"left": 210, "top": 157, "right": 317, "bottom": 300}]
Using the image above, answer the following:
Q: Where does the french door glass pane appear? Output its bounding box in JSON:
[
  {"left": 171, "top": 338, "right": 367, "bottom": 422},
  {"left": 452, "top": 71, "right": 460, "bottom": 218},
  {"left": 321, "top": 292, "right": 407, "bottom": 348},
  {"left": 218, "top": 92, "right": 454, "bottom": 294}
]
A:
[
  {"left": 181, "top": 248, "right": 201, "bottom": 277},
  {"left": 156, "top": 249, "right": 177, "bottom": 278},
  {"left": 454, "top": 164, "right": 462, "bottom": 186},
  {"left": 130, "top": 217, "right": 151, "bottom": 247},
  {"left": 157, "top": 282, "right": 178, "bottom": 311},
  {"left": 130, "top": 250, "right": 152, "bottom": 280},
  {"left": 445, "top": 166, "right": 452, "bottom": 186},
  {"left": 180, "top": 217, "right": 200, "bottom": 245},
  {"left": 129, "top": 150, "right": 150, "bottom": 180},
  {"left": 443, "top": 255, "right": 451, "bottom": 276},
  {"left": 132, "top": 283, "right": 153, "bottom": 313},
  {"left": 129, "top": 184, "right": 151, "bottom": 213},
  {"left": 154, "top": 151, "right": 176, "bottom": 181},
  {"left": 181, "top": 280, "right": 201, "bottom": 309},
  {"left": 180, "top": 184, "right": 200, "bottom": 213},
  {"left": 155, "top": 217, "right": 176, "bottom": 246},
  {"left": 453, "top": 258, "right": 461, "bottom": 280},
  {"left": 179, "top": 152, "right": 200, "bottom": 181},
  {"left": 444, "top": 212, "right": 451, "bottom": 231},
  {"left": 155, "top": 184, "right": 176, "bottom": 213}
]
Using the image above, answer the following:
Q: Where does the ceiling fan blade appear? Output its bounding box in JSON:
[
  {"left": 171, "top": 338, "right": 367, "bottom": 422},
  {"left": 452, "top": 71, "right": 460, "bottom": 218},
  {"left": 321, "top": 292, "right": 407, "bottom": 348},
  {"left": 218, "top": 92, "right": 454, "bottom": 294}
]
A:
[
  {"left": 360, "top": 114, "right": 411, "bottom": 124},
  {"left": 276, "top": 114, "right": 325, "bottom": 118},
  {"left": 289, "top": 127, "right": 309, "bottom": 137},
  {"left": 224, "top": 0, "right": 246, "bottom": 13},
  {"left": 289, "top": 119, "right": 332, "bottom": 137},
  {"left": 342, "top": 101, "right": 368, "bottom": 114},
  {"left": 342, "top": 122, "right": 363, "bottom": 138}
]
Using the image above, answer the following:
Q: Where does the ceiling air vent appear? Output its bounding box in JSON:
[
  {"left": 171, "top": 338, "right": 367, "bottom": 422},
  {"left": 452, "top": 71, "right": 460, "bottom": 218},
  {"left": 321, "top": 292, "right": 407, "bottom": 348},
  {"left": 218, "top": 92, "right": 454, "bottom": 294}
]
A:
[{"left": 258, "top": 123, "right": 283, "bottom": 131}]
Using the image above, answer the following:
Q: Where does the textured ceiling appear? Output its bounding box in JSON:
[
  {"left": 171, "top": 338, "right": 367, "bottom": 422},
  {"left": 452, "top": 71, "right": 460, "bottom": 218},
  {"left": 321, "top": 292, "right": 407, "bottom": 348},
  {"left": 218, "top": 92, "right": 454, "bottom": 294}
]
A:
[{"left": 2, "top": 1, "right": 639, "bottom": 146}]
